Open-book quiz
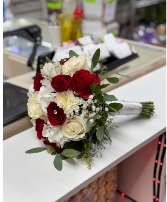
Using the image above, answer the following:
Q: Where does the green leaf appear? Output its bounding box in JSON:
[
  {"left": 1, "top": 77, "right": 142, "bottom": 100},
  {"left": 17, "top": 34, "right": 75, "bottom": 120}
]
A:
[
  {"left": 101, "top": 111, "right": 108, "bottom": 119},
  {"left": 45, "top": 56, "right": 53, "bottom": 63},
  {"left": 100, "top": 84, "right": 110, "bottom": 89},
  {"left": 108, "top": 105, "right": 117, "bottom": 112},
  {"left": 53, "top": 155, "right": 62, "bottom": 171},
  {"left": 109, "top": 103, "right": 123, "bottom": 111},
  {"left": 107, "top": 77, "right": 119, "bottom": 83},
  {"left": 46, "top": 146, "right": 56, "bottom": 154},
  {"left": 92, "top": 48, "right": 100, "bottom": 68},
  {"left": 69, "top": 50, "right": 79, "bottom": 57},
  {"left": 59, "top": 154, "right": 69, "bottom": 160},
  {"left": 103, "top": 94, "right": 118, "bottom": 102},
  {"left": 116, "top": 73, "right": 131, "bottom": 78},
  {"left": 90, "top": 83, "right": 98, "bottom": 93},
  {"left": 62, "top": 149, "right": 80, "bottom": 158},
  {"left": 96, "top": 94, "right": 104, "bottom": 104},
  {"left": 94, "top": 86, "right": 102, "bottom": 95},
  {"left": 96, "top": 126, "right": 105, "bottom": 141},
  {"left": 25, "top": 147, "right": 46, "bottom": 154}
]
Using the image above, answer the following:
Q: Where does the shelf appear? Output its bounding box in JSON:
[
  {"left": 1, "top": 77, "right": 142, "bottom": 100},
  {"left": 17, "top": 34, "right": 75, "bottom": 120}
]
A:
[{"left": 136, "top": 0, "right": 165, "bottom": 8}]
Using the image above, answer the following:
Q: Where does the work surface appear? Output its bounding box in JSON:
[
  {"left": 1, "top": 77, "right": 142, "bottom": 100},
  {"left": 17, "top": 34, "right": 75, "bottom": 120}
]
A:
[{"left": 4, "top": 67, "right": 166, "bottom": 202}]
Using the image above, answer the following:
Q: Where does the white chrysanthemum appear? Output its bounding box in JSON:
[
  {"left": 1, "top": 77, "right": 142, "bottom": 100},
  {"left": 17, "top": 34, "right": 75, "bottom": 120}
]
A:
[
  {"left": 62, "top": 54, "right": 88, "bottom": 76},
  {"left": 27, "top": 92, "right": 44, "bottom": 119},
  {"left": 41, "top": 62, "right": 61, "bottom": 78},
  {"left": 42, "top": 125, "right": 69, "bottom": 146},
  {"left": 55, "top": 90, "right": 81, "bottom": 115}
]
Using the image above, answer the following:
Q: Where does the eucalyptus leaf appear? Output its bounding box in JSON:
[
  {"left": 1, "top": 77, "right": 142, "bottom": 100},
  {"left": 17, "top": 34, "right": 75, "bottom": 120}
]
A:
[
  {"left": 96, "top": 126, "right": 105, "bottom": 141},
  {"left": 53, "top": 155, "right": 62, "bottom": 171},
  {"left": 69, "top": 50, "right": 79, "bottom": 57},
  {"left": 107, "top": 77, "right": 119, "bottom": 83},
  {"left": 62, "top": 149, "right": 80, "bottom": 158},
  {"left": 59, "top": 154, "right": 69, "bottom": 160},
  {"left": 103, "top": 94, "right": 118, "bottom": 102},
  {"left": 92, "top": 48, "right": 100, "bottom": 68},
  {"left": 25, "top": 147, "right": 46, "bottom": 154},
  {"left": 109, "top": 103, "right": 123, "bottom": 111}
]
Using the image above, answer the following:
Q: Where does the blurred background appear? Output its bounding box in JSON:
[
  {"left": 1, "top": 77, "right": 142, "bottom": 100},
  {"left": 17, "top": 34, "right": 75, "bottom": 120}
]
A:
[{"left": 3, "top": 0, "right": 166, "bottom": 46}]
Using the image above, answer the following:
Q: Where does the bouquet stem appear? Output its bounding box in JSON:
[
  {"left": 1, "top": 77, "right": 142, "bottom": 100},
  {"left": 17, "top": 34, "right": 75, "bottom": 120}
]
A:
[
  {"left": 140, "top": 102, "right": 155, "bottom": 118},
  {"left": 110, "top": 101, "right": 155, "bottom": 118}
]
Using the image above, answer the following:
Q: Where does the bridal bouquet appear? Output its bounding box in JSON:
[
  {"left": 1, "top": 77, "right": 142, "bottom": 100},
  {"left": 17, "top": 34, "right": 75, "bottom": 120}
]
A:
[{"left": 26, "top": 49, "right": 154, "bottom": 171}]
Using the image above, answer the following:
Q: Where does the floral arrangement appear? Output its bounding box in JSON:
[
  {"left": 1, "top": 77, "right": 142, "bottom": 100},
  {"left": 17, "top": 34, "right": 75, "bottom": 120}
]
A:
[{"left": 26, "top": 49, "right": 154, "bottom": 171}]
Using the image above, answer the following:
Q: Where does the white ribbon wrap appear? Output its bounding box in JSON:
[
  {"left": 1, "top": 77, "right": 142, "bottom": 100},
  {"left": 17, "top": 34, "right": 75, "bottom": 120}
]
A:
[{"left": 110, "top": 101, "right": 142, "bottom": 116}]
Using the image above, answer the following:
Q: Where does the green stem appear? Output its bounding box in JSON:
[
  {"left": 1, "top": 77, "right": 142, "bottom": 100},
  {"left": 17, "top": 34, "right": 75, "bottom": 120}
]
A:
[{"left": 140, "top": 102, "right": 155, "bottom": 118}]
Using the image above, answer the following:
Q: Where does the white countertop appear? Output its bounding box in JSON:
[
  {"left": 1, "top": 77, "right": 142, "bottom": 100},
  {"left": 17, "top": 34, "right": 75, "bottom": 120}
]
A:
[{"left": 4, "top": 67, "right": 166, "bottom": 202}]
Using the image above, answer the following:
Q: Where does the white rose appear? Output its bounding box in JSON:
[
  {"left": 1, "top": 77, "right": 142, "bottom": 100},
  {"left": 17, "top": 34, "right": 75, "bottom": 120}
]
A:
[
  {"left": 41, "top": 62, "right": 61, "bottom": 78},
  {"left": 27, "top": 92, "right": 44, "bottom": 119},
  {"left": 55, "top": 90, "right": 81, "bottom": 115},
  {"left": 62, "top": 54, "right": 88, "bottom": 76},
  {"left": 62, "top": 116, "right": 88, "bottom": 140}
]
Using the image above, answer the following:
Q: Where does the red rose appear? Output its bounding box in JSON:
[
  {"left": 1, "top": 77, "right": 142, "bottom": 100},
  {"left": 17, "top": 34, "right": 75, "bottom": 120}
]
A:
[
  {"left": 60, "top": 58, "right": 70, "bottom": 65},
  {"left": 70, "top": 69, "right": 100, "bottom": 98},
  {"left": 51, "top": 75, "right": 71, "bottom": 92},
  {"left": 35, "top": 118, "right": 45, "bottom": 139},
  {"left": 33, "top": 72, "right": 44, "bottom": 91},
  {"left": 47, "top": 102, "right": 66, "bottom": 126},
  {"left": 43, "top": 140, "right": 63, "bottom": 152}
]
